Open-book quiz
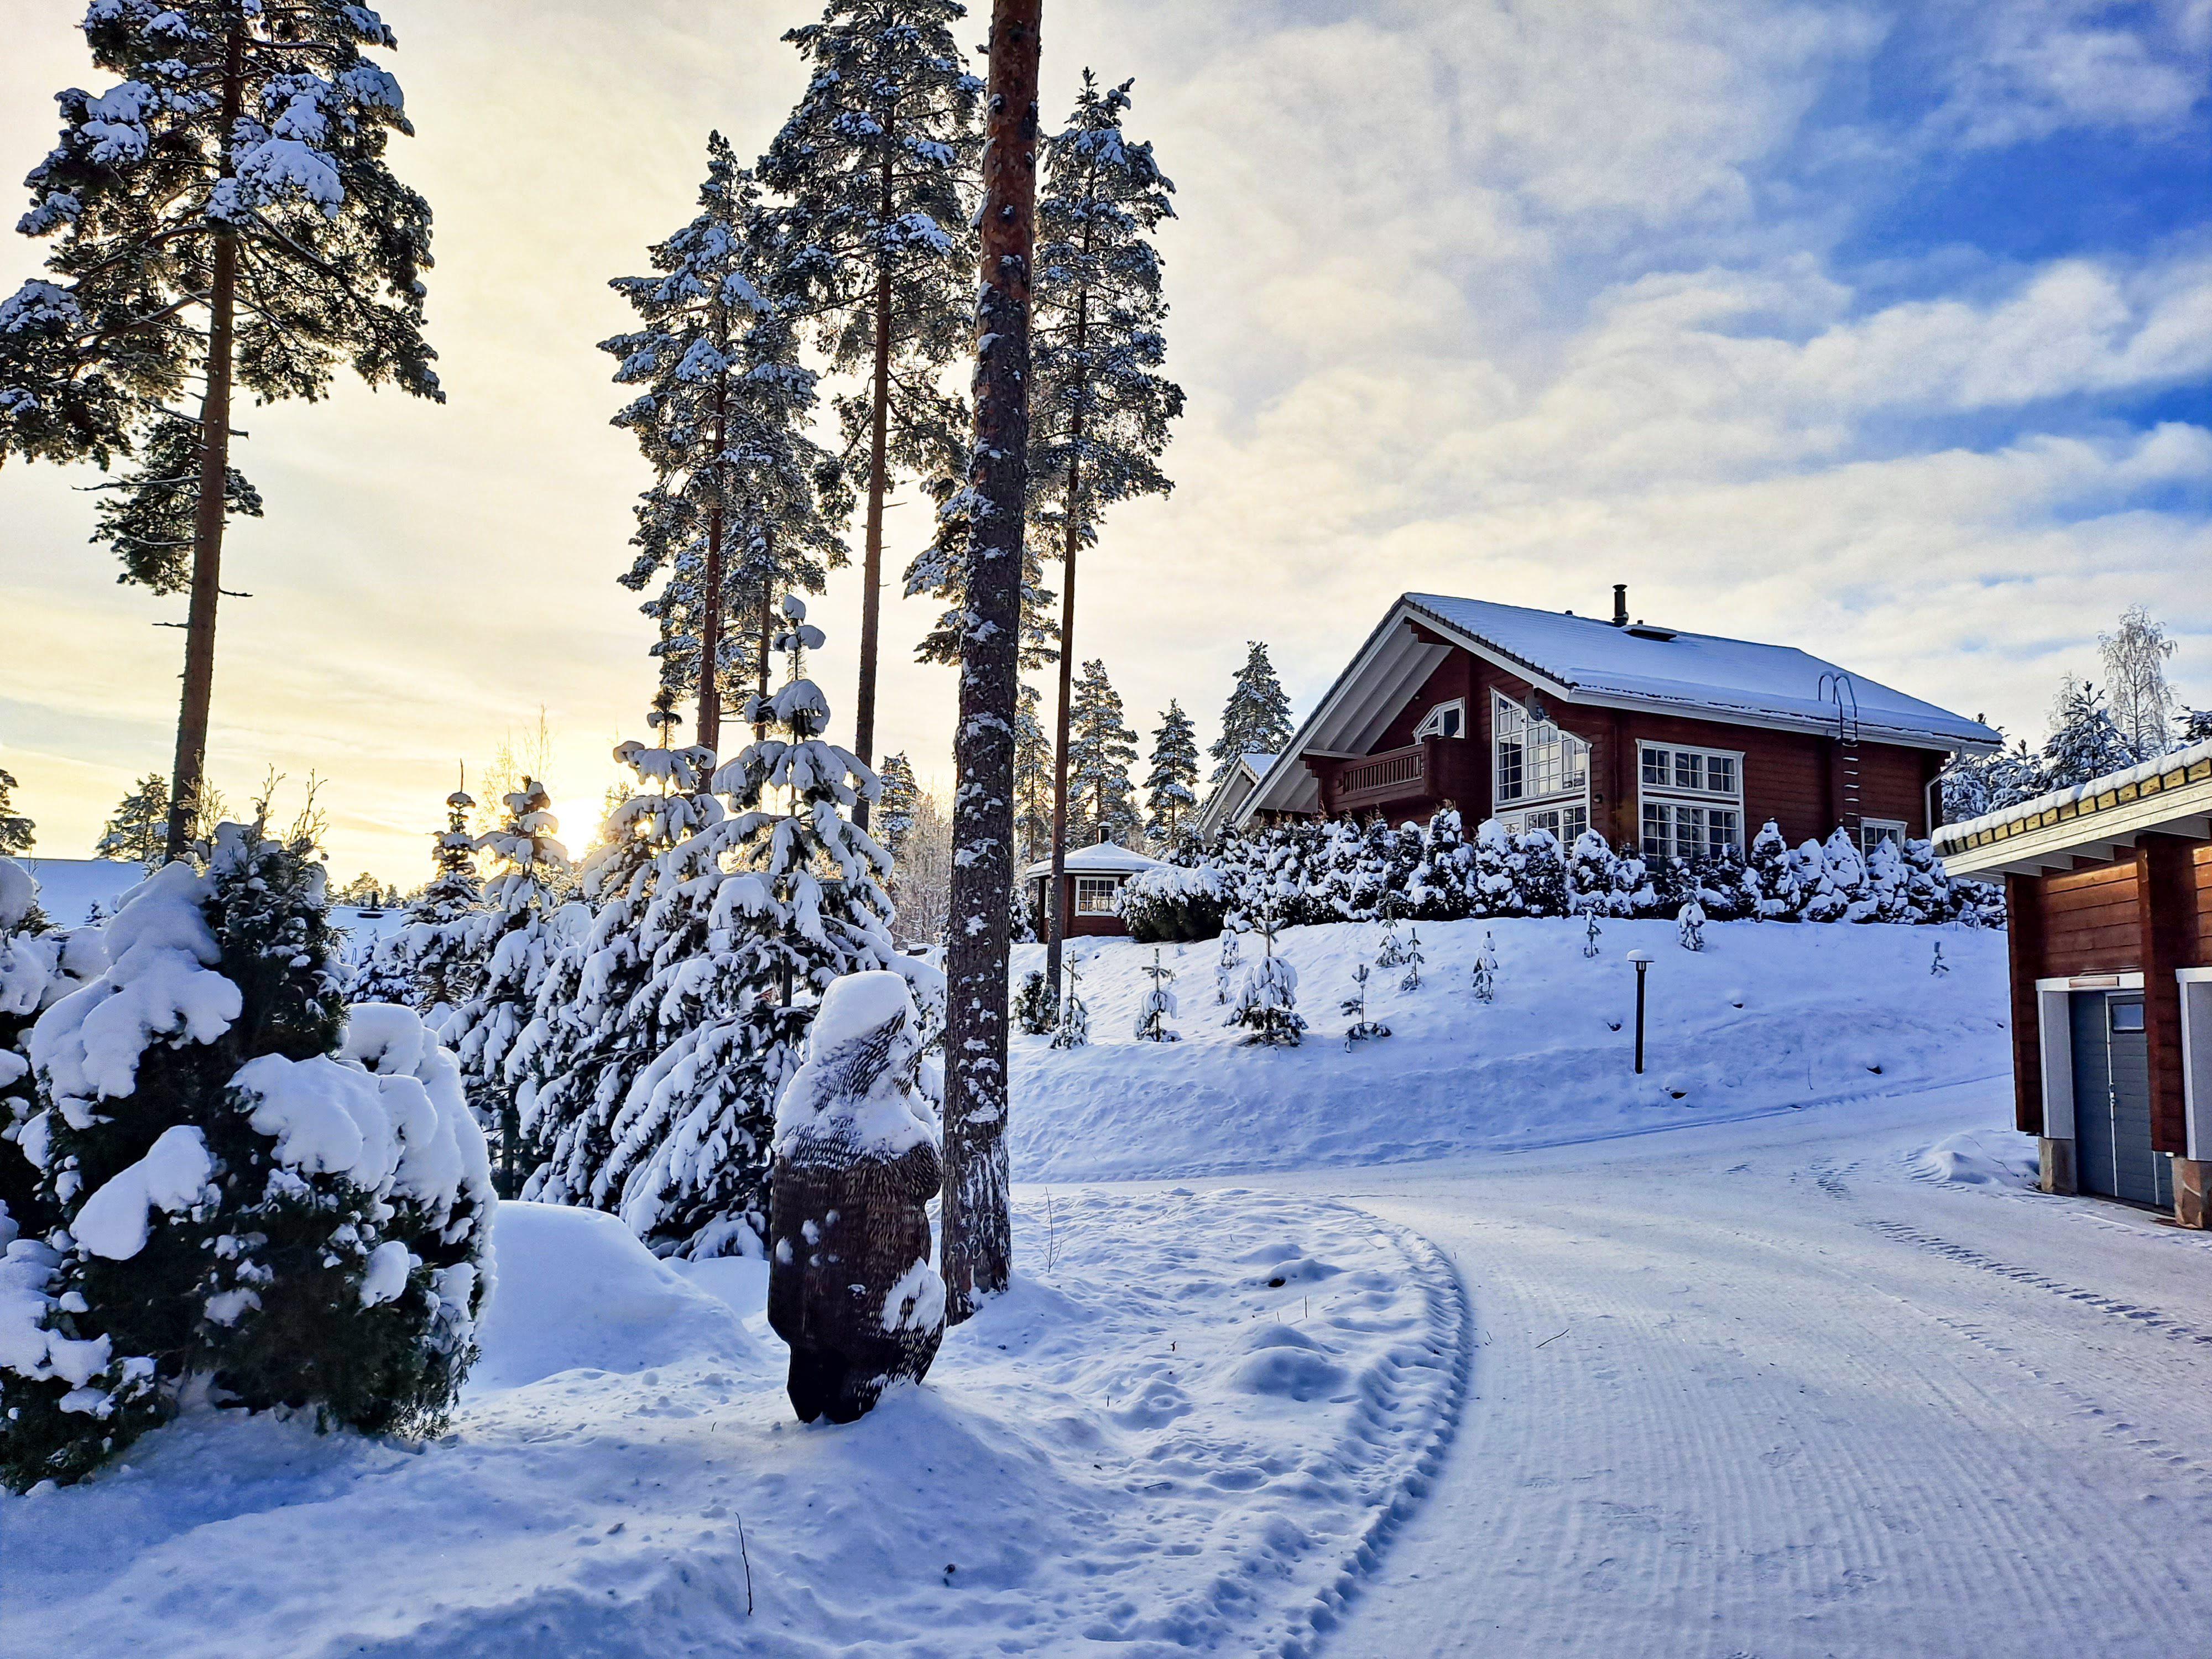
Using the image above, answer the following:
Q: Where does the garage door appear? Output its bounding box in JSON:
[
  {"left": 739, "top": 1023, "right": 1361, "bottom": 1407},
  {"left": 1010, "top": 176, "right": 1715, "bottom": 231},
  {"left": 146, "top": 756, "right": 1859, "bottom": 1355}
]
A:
[{"left": 2070, "top": 991, "right": 2171, "bottom": 1208}]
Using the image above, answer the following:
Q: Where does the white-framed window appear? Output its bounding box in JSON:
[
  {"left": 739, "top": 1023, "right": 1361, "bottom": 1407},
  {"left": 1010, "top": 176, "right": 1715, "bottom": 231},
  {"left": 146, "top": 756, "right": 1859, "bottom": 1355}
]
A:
[
  {"left": 1493, "top": 692, "right": 1591, "bottom": 840},
  {"left": 1639, "top": 741, "right": 1745, "bottom": 860},
  {"left": 1859, "top": 818, "right": 1906, "bottom": 856},
  {"left": 1074, "top": 877, "right": 1120, "bottom": 916},
  {"left": 1415, "top": 699, "right": 1467, "bottom": 740}
]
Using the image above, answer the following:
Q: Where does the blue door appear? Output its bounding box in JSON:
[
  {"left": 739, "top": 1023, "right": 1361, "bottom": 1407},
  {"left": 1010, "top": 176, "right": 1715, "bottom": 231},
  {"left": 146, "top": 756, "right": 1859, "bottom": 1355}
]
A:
[{"left": 2070, "top": 992, "right": 2170, "bottom": 1207}]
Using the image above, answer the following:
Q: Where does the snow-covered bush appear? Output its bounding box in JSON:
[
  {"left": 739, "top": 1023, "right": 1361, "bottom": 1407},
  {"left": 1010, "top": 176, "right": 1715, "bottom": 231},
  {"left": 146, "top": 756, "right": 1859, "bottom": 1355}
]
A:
[
  {"left": 1231, "top": 916, "right": 1305, "bottom": 1046},
  {"left": 1014, "top": 968, "right": 1057, "bottom": 1035},
  {"left": 1, "top": 859, "right": 98, "bottom": 1235},
  {"left": 2, "top": 825, "right": 493, "bottom": 1492},
  {"left": 1119, "top": 862, "right": 1228, "bottom": 943},
  {"left": 1677, "top": 898, "right": 1707, "bottom": 951},
  {"left": 1135, "top": 951, "right": 1179, "bottom": 1042}
]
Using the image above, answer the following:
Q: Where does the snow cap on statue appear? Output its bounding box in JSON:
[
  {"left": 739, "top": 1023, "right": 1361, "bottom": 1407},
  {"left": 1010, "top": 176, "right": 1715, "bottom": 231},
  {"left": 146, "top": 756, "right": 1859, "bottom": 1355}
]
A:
[{"left": 773, "top": 971, "right": 936, "bottom": 1157}]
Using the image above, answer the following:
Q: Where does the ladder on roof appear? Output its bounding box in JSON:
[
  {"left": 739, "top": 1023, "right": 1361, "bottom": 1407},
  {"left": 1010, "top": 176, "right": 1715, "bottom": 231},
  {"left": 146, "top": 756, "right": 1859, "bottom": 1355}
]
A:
[{"left": 1820, "top": 671, "right": 1861, "bottom": 831}]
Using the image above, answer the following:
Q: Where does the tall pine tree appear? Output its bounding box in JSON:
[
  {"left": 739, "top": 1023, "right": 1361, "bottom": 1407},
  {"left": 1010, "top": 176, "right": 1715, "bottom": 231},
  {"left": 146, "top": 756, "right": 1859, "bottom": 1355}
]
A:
[
  {"left": 1, "top": 2, "right": 440, "bottom": 860},
  {"left": 1211, "top": 641, "right": 1295, "bottom": 782},
  {"left": 1144, "top": 699, "right": 1199, "bottom": 851},
  {"left": 1032, "top": 71, "right": 1182, "bottom": 994},
  {"left": 606, "top": 134, "right": 848, "bottom": 754},
  {"left": 877, "top": 751, "right": 921, "bottom": 863},
  {"left": 399, "top": 787, "right": 484, "bottom": 1018},
  {"left": 1065, "top": 659, "right": 1140, "bottom": 847},
  {"left": 759, "top": 1, "right": 980, "bottom": 820}
]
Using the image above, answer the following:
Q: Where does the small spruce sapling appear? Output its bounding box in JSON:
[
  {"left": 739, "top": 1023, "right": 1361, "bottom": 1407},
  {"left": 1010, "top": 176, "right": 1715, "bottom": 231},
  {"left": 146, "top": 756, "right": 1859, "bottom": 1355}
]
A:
[
  {"left": 1399, "top": 926, "right": 1425, "bottom": 992},
  {"left": 1136, "top": 950, "right": 1180, "bottom": 1042},
  {"left": 1215, "top": 928, "right": 1241, "bottom": 1006},
  {"left": 1051, "top": 961, "right": 1091, "bottom": 1050},
  {"left": 1014, "top": 969, "right": 1058, "bottom": 1035},
  {"left": 1677, "top": 898, "right": 1707, "bottom": 952},
  {"left": 1582, "top": 904, "right": 1603, "bottom": 958},
  {"left": 1340, "top": 963, "right": 1391, "bottom": 1050},
  {"left": 1472, "top": 932, "right": 1499, "bottom": 1004},
  {"left": 1376, "top": 924, "right": 1408, "bottom": 969},
  {"left": 1231, "top": 909, "right": 1305, "bottom": 1047},
  {"left": 1931, "top": 940, "right": 1949, "bottom": 977}
]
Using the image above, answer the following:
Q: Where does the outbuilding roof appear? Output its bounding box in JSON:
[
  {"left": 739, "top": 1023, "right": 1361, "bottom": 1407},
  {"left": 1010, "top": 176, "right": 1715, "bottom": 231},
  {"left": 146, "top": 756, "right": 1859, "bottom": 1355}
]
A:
[{"left": 1020, "top": 841, "right": 1164, "bottom": 881}]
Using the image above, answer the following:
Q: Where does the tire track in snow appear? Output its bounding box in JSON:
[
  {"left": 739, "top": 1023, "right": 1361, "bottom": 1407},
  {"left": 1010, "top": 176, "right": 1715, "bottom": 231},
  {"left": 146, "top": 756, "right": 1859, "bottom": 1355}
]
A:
[
  {"left": 1282, "top": 1216, "right": 1475, "bottom": 1659},
  {"left": 1858, "top": 1219, "right": 2212, "bottom": 1348}
]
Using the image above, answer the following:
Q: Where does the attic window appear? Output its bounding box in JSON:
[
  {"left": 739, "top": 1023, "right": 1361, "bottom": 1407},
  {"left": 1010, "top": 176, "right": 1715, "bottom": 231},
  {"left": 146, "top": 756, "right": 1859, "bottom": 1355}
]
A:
[{"left": 1415, "top": 700, "right": 1465, "bottom": 740}]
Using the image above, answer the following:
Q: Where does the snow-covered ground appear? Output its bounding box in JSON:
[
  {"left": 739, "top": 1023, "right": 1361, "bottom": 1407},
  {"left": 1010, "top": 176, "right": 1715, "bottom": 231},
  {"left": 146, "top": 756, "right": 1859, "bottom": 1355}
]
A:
[
  {"left": 1011, "top": 917, "right": 2008, "bottom": 1178},
  {"left": 1, "top": 1192, "right": 1466, "bottom": 1658}
]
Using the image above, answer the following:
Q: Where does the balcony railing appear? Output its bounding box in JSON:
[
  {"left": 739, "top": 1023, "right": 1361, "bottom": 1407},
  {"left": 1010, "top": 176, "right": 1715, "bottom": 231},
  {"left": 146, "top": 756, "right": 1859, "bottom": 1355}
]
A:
[{"left": 1337, "top": 744, "right": 1427, "bottom": 799}]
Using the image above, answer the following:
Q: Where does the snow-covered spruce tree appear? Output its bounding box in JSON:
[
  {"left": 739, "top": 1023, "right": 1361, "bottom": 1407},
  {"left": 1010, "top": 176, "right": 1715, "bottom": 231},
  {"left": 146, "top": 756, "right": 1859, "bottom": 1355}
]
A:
[
  {"left": 1566, "top": 830, "right": 1621, "bottom": 917},
  {"left": 2, "top": 820, "right": 492, "bottom": 1492},
  {"left": 1135, "top": 949, "right": 1180, "bottom": 1042},
  {"left": 606, "top": 134, "right": 846, "bottom": 753},
  {"left": 759, "top": 1, "right": 980, "bottom": 811},
  {"left": 0, "top": 772, "right": 32, "bottom": 857},
  {"left": 1050, "top": 960, "right": 1092, "bottom": 1049},
  {"left": 1939, "top": 729, "right": 2044, "bottom": 820},
  {"left": 1745, "top": 820, "right": 1802, "bottom": 920},
  {"left": 3, "top": 2, "right": 439, "bottom": 861},
  {"left": 398, "top": 790, "right": 484, "bottom": 1021},
  {"left": 2181, "top": 708, "right": 2212, "bottom": 746},
  {"left": 518, "top": 733, "right": 717, "bottom": 1213},
  {"left": 1472, "top": 932, "right": 1499, "bottom": 1003},
  {"left": 1144, "top": 700, "right": 1200, "bottom": 852},
  {"left": 1012, "top": 681, "right": 1057, "bottom": 874},
  {"left": 1406, "top": 810, "right": 1472, "bottom": 921},
  {"left": 2042, "top": 677, "right": 2137, "bottom": 789},
  {"left": 877, "top": 752, "right": 920, "bottom": 864},
  {"left": 1064, "top": 658, "right": 1141, "bottom": 847},
  {"left": 1209, "top": 641, "right": 1295, "bottom": 785},
  {"left": 95, "top": 774, "right": 173, "bottom": 868},
  {"left": 1399, "top": 926, "right": 1425, "bottom": 993},
  {"left": 1014, "top": 968, "right": 1057, "bottom": 1035},
  {"left": 1, "top": 860, "right": 99, "bottom": 1234},
  {"left": 1468, "top": 818, "right": 1523, "bottom": 918},
  {"left": 1214, "top": 927, "right": 1240, "bottom": 1006},
  {"left": 1799, "top": 831, "right": 1872, "bottom": 925},
  {"left": 1340, "top": 963, "right": 1390, "bottom": 1048},
  {"left": 450, "top": 782, "right": 568, "bottom": 1196},
  {"left": 1231, "top": 909, "right": 1305, "bottom": 1047},
  {"left": 1677, "top": 897, "right": 1707, "bottom": 951},
  {"left": 604, "top": 598, "right": 916, "bottom": 1261}
]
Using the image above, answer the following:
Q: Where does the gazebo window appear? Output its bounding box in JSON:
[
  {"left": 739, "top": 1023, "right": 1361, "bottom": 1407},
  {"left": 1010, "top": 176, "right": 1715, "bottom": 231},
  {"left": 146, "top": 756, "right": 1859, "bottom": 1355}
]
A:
[{"left": 1074, "top": 877, "right": 1119, "bottom": 916}]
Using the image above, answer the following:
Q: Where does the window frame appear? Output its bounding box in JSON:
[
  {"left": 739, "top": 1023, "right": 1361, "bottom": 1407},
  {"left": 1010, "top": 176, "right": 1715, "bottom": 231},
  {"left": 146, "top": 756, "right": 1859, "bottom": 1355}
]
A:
[
  {"left": 1492, "top": 691, "right": 1592, "bottom": 838},
  {"left": 1859, "top": 817, "right": 1906, "bottom": 857},
  {"left": 1415, "top": 698, "right": 1467, "bottom": 741},
  {"left": 1073, "top": 875, "right": 1121, "bottom": 917},
  {"left": 1637, "top": 739, "right": 1746, "bottom": 862}
]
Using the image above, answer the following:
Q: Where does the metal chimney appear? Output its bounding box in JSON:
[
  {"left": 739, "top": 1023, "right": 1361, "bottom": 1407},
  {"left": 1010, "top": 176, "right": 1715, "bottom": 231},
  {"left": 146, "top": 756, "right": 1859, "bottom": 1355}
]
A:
[{"left": 1611, "top": 584, "right": 1628, "bottom": 627}]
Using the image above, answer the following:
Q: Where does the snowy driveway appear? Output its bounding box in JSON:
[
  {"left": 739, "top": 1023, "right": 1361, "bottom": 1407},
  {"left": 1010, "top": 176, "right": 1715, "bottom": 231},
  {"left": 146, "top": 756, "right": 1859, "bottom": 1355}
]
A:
[{"left": 1229, "top": 1083, "right": 2212, "bottom": 1658}]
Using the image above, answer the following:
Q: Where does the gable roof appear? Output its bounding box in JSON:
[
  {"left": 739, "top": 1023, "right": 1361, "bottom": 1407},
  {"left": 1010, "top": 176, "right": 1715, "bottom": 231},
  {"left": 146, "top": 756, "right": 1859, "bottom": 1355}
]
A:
[
  {"left": 1936, "top": 736, "right": 2212, "bottom": 879},
  {"left": 1241, "top": 593, "right": 2000, "bottom": 822},
  {"left": 1193, "top": 751, "right": 1276, "bottom": 840}
]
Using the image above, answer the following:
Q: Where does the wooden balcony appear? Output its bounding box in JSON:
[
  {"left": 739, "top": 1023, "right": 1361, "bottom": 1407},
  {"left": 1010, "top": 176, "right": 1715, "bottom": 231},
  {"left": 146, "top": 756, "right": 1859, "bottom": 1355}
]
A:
[{"left": 1311, "top": 735, "right": 1483, "bottom": 819}]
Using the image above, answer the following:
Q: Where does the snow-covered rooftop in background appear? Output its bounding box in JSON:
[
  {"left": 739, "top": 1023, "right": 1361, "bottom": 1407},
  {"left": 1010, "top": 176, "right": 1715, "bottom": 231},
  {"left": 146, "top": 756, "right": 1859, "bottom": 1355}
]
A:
[
  {"left": 1020, "top": 842, "right": 1165, "bottom": 881},
  {"left": 1405, "top": 594, "right": 2000, "bottom": 749},
  {"left": 1936, "top": 735, "right": 2212, "bottom": 849},
  {"left": 14, "top": 857, "right": 145, "bottom": 926},
  {"left": 1241, "top": 752, "right": 1276, "bottom": 775}
]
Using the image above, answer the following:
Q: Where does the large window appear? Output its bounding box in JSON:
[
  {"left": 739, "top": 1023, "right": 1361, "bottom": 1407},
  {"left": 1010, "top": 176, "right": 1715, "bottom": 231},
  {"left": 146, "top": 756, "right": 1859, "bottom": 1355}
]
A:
[
  {"left": 1639, "top": 742, "right": 1744, "bottom": 860},
  {"left": 1493, "top": 692, "right": 1590, "bottom": 842},
  {"left": 1074, "top": 877, "right": 1120, "bottom": 916}
]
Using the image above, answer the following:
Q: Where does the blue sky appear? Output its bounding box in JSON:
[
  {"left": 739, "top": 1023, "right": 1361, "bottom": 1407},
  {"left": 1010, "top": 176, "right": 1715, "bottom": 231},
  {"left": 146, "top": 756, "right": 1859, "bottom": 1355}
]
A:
[{"left": 0, "top": 0, "right": 2205, "bottom": 879}]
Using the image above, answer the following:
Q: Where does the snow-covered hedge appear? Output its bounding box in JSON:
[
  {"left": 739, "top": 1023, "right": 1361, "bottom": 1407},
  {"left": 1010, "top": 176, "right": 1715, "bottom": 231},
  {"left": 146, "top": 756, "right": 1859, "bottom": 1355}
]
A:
[
  {"left": 1120, "top": 812, "right": 1999, "bottom": 941},
  {"left": 0, "top": 829, "right": 494, "bottom": 1492}
]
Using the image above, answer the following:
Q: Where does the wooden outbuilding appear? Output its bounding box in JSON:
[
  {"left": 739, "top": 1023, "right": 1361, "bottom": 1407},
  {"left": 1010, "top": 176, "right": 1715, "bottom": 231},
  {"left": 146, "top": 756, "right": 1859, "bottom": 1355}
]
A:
[
  {"left": 1022, "top": 841, "right": 1164, "bottom": 938},
  {"left": 1936, "top": 739, "right": 2212, "bottom": 1226}
]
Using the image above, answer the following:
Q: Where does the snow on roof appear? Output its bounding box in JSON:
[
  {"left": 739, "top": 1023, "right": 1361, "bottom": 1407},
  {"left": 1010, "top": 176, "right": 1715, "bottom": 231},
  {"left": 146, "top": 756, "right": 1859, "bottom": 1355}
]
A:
[
  {"left": 1021, "top": 842, "right": 1165, "bottom": 881},
  {"left": 1404, "top": 594, "right": 1999, "bottom": 750},
  {"left": 1936, "top": 736, "right": 2212, "bottom": 850},
  {"left": 15, "top": 856, "right": 146, "bottom": 927},
  {"left": 1240, "top": 752, "right": 1276, "bottom": 775}
]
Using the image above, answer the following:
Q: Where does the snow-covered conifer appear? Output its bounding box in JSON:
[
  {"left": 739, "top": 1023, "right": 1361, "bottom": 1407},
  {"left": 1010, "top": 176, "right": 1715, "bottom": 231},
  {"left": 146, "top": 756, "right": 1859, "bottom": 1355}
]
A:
[
  {"left": 1, "top": 860, "right": 98, "bottom": 1234},
  {"left": 1939, "top": 730, "right": 2044, "bottom": 820},
  {"left": 1746, "top": 820, "right": 1803, "bottom": 921},
  {"left": 398, "top": 790, "right": 484, "bottom": 1021},
  {"left": 2182, "top": 708, "right": 2212, "bottom": 746},
  {"left": 1215, "top": 928, "right": 1241, "bottom": 1006},
  {"left": 603, "top": 599, "right": 915, "bottom": 1261},
  {"left": 1406, "top": 811, "right": 1472, "bottom": 921},
  {"left": 1582, "top": 904, "right": 1603, "bottom": 958},
  {"left": 1014, "top": 969, "right": 1057, "bottom": 1035},
  {"left": 1135, "top": 950, "right": 1180, "bottom": 1042},
  {"left": 1800, "top": 831, "right": 1874, "bottom": 925},
  {"left": 1013, "top": 682, "right": 1057, "bottom": 873},
  {"left": 1065, "top": 658, "right": 1141, "bottom": 846},
  {"left": 1472, "top": 932, "right": 1499, "bottom": 1003},
  {"left": 1677, "top": 898, "right": 1707, "bottom": 951},
  {"left": 449, "top": 782, "right": 569, "bottom": 1194},
  {"left": 758, "top": 1, "right": 980, "bottom": 795},
  {"left": 1051, "top": 961, "right": 1092, "bottom": 1050},
  {"left": 1376, "top": 923, "right": 1409, "bottom": 969},
  {"left": 877, "top": 752, "right": 920, "bottom": 864},
  {"left": 1144, "top": 701, "right": 1201, "bottom": 852},
  {"left": 606, "top": 134, "right": 845, "bottom": 752},
  {"left": 1209, "top": 643, "right": 1295, "bottom": 784},
  {"left": 1231, "top": 910, "right": 1305, "bottom": 1047},
  {"left": 2042, "top": 678, "right": 2137, "bottom": 789},
  {"left": 1566, "top": 831, "right": 1620, "bottom": 918},
  {"left": 1399, "top": 926, "right": 1425, "bottom": 993},
  {"left": 1469, "top": 818, "right": 1523, "bottom": 917},
  {"left": 1340, "top": 963, "right": 1390, "bottom": 1049},
  {"left": 0, "top": 773, "right": 32, "bottom": 857},
  {"left": 1519, "top": 828, "right": 1568, "bottom": 916},
  {"left": 1931, "top": 940, "right": 1949, "bottom": 976},
  {"left": 94, "top": 775, "right": 173, "bottom": 869},
  {"left": 4, "top": 2, "right": 440, "bottom": 860},
  {"left": 2, "top": 820, "right": 491, "bottom": 1491}
]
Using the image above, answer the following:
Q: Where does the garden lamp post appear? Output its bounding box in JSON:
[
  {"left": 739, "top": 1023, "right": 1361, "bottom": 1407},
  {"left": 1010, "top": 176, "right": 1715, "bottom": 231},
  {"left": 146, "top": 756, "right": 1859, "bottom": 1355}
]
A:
[{"left": 1626, "top": 949, "right": 1653, "bottom": 1074}]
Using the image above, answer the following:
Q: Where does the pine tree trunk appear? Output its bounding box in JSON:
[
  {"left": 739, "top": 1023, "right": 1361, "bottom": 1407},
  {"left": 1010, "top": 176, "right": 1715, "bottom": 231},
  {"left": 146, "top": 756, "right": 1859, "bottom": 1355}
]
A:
[
  {"left": 698, "top": 388, "right": 727, "bottom": 755},
  {"left": 1041, "top": 213, "right": 1093, "bottom": 994},
  {"left": 942, "top": 0, "right": 1041, "bottom": 1325},
  {"left": 852, "top": 145, "right": 898, "bottom": 831},
  {"left": 757, "top": 583, "right": 773, "bottom": 732},
  {"left": 166, "top": 29, "right": 248, "bottom": 865}
]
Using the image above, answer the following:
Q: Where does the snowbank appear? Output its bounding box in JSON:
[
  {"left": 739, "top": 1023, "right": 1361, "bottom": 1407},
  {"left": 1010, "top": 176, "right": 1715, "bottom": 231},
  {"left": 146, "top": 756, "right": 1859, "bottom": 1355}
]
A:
[
  {"left": 1010, "top": 916, "right": 2011, "bottom": 1180},
  {"left": 1, "top": 1190, "right": 1467, "bottom": 1659},
  {"left": 1912, "top": 1125, "right": 2041, "bottom": 1188}
]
